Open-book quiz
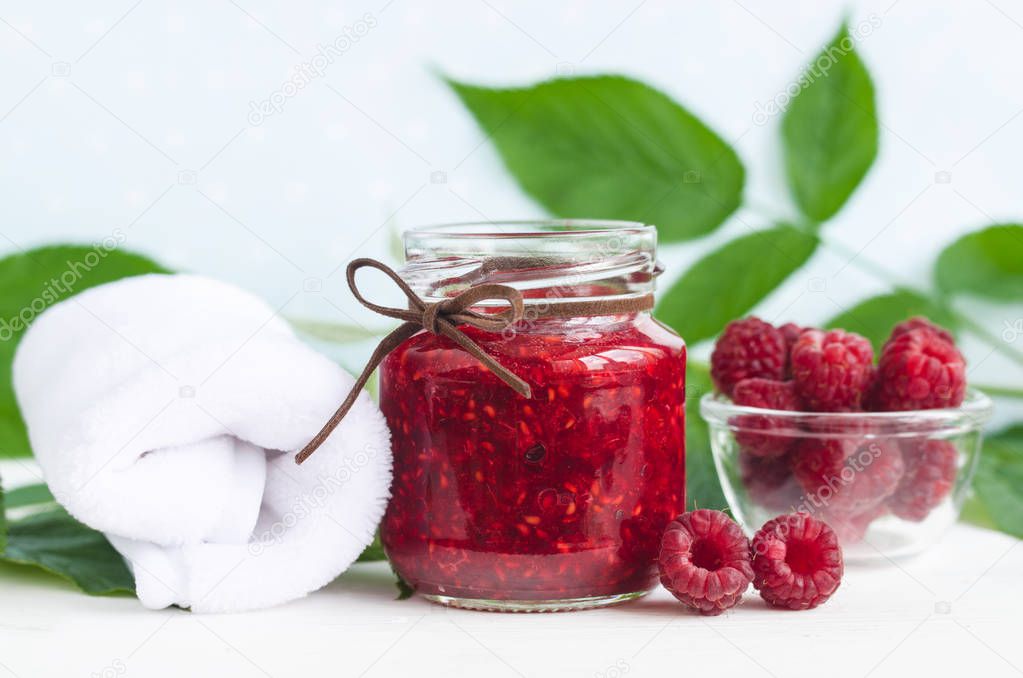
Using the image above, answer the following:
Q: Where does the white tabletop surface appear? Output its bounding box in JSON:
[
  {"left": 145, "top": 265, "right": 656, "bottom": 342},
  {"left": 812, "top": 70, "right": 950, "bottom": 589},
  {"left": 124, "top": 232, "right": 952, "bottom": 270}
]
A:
[
  {"left": 1, "top": 459, "right": 1021, "bottom": 677},
  {"left": 1, "top": 513, "right": 1021, "bottom": 678}
]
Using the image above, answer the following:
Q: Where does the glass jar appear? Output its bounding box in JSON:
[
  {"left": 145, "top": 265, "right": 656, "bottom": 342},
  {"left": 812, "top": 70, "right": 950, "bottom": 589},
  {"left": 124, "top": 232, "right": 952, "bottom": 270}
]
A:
[{"left": 378, "top": 220, "right": 686, "bottom": 611}]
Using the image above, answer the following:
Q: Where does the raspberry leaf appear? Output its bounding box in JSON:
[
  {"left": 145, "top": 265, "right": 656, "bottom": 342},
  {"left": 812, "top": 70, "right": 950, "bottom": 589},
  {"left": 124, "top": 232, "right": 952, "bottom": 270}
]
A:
[
  {"left": 1, "top": 506, "right": 134, "bottom": 595},
  {"left": 0, "top": 245, "right": 169, "bottom": 459},
  {"left": 289, "top": 318, "right": 388, "bottom": 344},
  {"left": 935, "top": 224, "right": 1023, "bottom": 301},
  {"left": 3, "top": 482, "right": 55, "bottom": 509},
  {"left": 0, "top": 476, "right": 7, "bottom": 555},
  {"left": 0, "top": 479, "right": 134, "bottom": 596},
  {"left": 356, "top": 532, "right": 387, "bottom": 562},
  {"left": 685, "top": 362, "right": 727, "bottom": 511},
  {"left": 782, "top": 22, "right": 879, "bottom": 222},
  {"left": 446, "top": 75, "right": 744, "bottom": 242},
  {"left": 964, "top": 426, "right": 1023, "bottom": 539},
  {"left": 824, "top": 289, "right": 959, "bottom": 352},
  {"left": 656, "top": 224, "right": 817, "bottom": 344}
]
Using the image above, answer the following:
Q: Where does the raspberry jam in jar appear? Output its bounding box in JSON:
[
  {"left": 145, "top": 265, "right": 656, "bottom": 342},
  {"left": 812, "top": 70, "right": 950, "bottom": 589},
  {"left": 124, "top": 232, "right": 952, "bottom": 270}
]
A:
[{"left": 379, "top": 221, "right": 685, "bottom": 611}]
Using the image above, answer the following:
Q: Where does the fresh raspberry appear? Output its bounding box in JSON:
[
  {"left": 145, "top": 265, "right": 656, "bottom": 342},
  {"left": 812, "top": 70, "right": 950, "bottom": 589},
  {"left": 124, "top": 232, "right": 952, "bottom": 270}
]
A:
[
  {"left": 732, "top": 378, "right": 801, "bottom": 458},
  {"left": 873, "top": 329, "right": 966, "bottom": 410},
  {"left": 751, "top": 513, "right": 844, "bottom": 610},
  {"left": 791, "top": 329, "right": 874, "bottom": 411},
  {"left": 888, "top": 439, "right": 958, "bottom": 521},
  {"left": 778, "top": 322, "right": 804, "bottom": 377},
  {"left": 791, "top": 432, "right": 904, "bottom": 515},
  {"left": 823, "top": 504, "right": 887, "bottom": 544},
  {"left": 658, "top": 509, "right": 753, "bottom": 615},
  {"left": 779, "top": 322, "right": 805, "bottom": 348},
  {"left": 733, "top": 378, "right": 800, "bottom": 410},
  {"left": 740, "top": 451, "right": 802, "bottom": 512},
  {"left": 889, "top": 316, "right": 955, "bottom": 346},
  {"left": 711, "top": 317, "right": 787, "bottom": 397}
]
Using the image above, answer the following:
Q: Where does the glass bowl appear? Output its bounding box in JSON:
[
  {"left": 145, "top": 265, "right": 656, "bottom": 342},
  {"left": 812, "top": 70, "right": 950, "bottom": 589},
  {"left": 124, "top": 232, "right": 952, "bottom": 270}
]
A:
[{"left": 700, "top": 390, "right": 994, "bottom": 562}]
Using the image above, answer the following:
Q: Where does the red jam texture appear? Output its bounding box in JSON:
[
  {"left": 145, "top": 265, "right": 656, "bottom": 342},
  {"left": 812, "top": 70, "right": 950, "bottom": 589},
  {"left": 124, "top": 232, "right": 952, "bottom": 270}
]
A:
[{"left": 379, "top": 316, "right": 686, "bottom": 601}]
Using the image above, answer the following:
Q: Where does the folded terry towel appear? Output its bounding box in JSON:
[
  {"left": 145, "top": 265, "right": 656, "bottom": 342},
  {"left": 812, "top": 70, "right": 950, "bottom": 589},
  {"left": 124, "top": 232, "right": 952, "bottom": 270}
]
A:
[{"left": 12, "top": 273, "right": 391, "bottom": 613}]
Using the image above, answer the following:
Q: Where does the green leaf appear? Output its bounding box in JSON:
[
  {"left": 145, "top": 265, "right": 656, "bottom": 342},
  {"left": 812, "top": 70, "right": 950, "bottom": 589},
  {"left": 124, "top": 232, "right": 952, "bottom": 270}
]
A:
[
  {"left": 686, "top": 362, "right": 727, "bottom": 511},
  {"left": 356, "top": 532, "right": 386, "bottom": 562},
  {"left": 964, "top": 425, "right": 1023, "bottom": 539},
  {"left": 4, "top": 482, "right": 55, "bottom": 509},
  {"left": 388, "top": 214, "right": 405, "bottom": 264},
  {"left": 447, "top": 75, "right": 744, "bottom": 242},
  {"left": 782, "top": 23, "right": 879, "bottom": 222},
  {"left": 394, "top": 571, "right": 415, "bottom": 600},
  {"left": 935, "top": 224, "right": 1023, "bottom": 301},
  {"left": 0, "top": 244, "right": 170, "bottom": 458},
  {"left": 288, "top": 318, "right": 387, "bottom": 344},
  {"left": 0, "top": 476, "right": 7, "bottom": 554},
  {"left": 2, "top": 506, "right": 134, "bottom": 595},
  {"left": 824, "top": 289, "right": 958, "bottom": 352},
  {"left": 656, "top": 225, "right": 818, "bottom": 344}
]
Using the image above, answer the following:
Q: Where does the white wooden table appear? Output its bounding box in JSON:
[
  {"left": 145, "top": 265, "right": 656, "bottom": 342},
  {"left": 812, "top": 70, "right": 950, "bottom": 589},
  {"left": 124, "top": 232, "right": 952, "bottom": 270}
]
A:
[{"left": 1, "top": 468, "right": 1021, "bottom": 677}]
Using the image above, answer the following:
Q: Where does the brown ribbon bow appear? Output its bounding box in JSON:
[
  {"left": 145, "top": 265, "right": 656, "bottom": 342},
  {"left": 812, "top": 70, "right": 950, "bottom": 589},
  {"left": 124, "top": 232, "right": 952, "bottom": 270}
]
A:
[
  {"left": 295, "top": 258, "right": 657, "bottom": 465},
  {"left": 295, "top": 258, "right": 531, "bottom": 464}
]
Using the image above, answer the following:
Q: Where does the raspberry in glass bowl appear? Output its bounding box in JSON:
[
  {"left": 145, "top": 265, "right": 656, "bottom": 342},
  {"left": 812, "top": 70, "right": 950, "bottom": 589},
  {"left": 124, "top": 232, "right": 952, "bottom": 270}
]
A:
[
  {"left": 379, "top": 221, "right": 686, "bottom": 611},
  {"left": 701, "top": 316, "right": 993, "bottom": 561}
]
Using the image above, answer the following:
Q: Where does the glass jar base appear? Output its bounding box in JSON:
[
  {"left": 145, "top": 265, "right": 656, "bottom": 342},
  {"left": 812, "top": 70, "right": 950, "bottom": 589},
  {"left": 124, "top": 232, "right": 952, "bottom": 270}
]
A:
[{"left": 422, "top": 590, "right": 648, "bottom": 613}]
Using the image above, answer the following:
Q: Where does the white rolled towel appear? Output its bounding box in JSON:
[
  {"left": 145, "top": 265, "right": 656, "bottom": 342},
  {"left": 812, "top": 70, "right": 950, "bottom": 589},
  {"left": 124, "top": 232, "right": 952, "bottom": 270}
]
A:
[{"left": 12, "top": 273, "right": 391, "bottom": 613}]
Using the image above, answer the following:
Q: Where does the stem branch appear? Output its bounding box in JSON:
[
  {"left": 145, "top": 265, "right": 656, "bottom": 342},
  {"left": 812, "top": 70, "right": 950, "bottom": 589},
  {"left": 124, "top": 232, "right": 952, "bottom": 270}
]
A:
[{"left": 815, "top": 236, "right": 1023, "bottom": 369}]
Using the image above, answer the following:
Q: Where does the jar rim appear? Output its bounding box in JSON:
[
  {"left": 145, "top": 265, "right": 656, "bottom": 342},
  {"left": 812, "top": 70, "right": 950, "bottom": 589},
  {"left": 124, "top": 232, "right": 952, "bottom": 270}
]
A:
[
  {"left": 406, "top": 219, "right": 655, "bottom": 240},
  {"left": 401, "top": 219, "right": 660, "bottom": 304}
]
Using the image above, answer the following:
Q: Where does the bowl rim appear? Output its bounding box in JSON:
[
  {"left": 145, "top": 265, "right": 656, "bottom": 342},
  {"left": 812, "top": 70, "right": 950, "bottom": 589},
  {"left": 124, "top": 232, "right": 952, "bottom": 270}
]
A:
[{"left": 699, "top": 388, "right": 994, "bottom": 429}]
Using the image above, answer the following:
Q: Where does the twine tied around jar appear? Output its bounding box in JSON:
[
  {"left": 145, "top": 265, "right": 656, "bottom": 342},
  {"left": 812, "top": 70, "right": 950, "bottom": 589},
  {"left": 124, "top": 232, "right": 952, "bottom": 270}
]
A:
[{"left": 295, "top": 257, "right": 655, "bottom": 464}]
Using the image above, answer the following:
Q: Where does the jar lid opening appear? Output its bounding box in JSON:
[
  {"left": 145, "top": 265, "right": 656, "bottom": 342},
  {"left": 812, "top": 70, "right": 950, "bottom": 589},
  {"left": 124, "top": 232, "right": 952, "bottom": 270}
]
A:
[{"left": 400, "top": 220, "right": 659, "bottom": 304}]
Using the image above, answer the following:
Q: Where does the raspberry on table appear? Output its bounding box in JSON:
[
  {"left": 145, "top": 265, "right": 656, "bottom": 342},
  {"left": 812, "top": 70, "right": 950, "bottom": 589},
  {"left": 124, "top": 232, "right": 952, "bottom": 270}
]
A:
[
  {"left": 658, "top": 509, "right": 754, "bottom": 615},
  {"left": 791, "top": 432, "right": 904, "bottom": 515},
  {"left": 732, "top": 378, "right": 801, "bottom": 458},
  {"left": 873, "top": 328, "right": 966, "bottom": 410},
  {"left": 791, "top": 329, "right": 874, "bottom": 411},
  {"left": 711, "top": 317, "right": 787, "bottom": 398},
  {"left": 751, "top": 512, "right": 844, "bottom": 610},
  {"left": 888, "top": 439, "right": 958, "bottom": 521}
]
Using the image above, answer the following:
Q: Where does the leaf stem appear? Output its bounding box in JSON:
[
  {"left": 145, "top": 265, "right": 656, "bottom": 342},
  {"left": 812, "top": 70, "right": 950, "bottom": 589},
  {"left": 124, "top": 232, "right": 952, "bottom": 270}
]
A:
[
  {"left": 971, "top": 383, "right": 1023, "bottom": 400},
  {"left": 813, "top": 235, "right": 1023, "bottom": 369}
]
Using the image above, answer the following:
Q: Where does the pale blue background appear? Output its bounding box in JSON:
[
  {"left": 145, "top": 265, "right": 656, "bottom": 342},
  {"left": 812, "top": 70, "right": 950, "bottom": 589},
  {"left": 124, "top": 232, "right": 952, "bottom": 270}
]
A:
[{"left": 1, "top": 0, "right": 1021, "bottom": 420}]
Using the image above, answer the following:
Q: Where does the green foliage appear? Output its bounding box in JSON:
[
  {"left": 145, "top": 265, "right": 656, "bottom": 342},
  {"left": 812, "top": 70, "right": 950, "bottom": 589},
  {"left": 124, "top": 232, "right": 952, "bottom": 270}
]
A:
[
  {"left": 356, "top": 532, "right": 386, "bottom": 562},
  {"left": 290, "top": 319, "right": 387, "bottom": 344},
  {"left": 447, "top": 75, "right": 744, "bottom": 242},
  {"left": 394, "top": 573, "right": 415, "bottom": 600},
  {"left": 0, "top": 477, "right": 133, "bottom": 596},
  {"left": 657, "top": 225, "right": 818, "bottom": 344},
  {"left": 443, "top": 17, "right": 1023, "bottom": 543},
  {"left": 3, "top": 482, "right": 54, "bottom": 509},
  {"left": 966, "top": 426, "right": 1023, "bottom": 539},
  {"left": 0, "top": 477, "right": 6, "bottom": 555},
  {"left": 782, "top": 23, "right": 879, "bottom": 222},
  {"left": 935, "top": 224, "right": 1023, "bottom": 301},
  {"left": 825, "top": 289, "right": 958, "bottom": 352},
  {"left": 0, "top": 245, "right": 169, "bottom": 458},
  {"left": 685, "top": 362, "right": 727, "bottom": 511}
]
